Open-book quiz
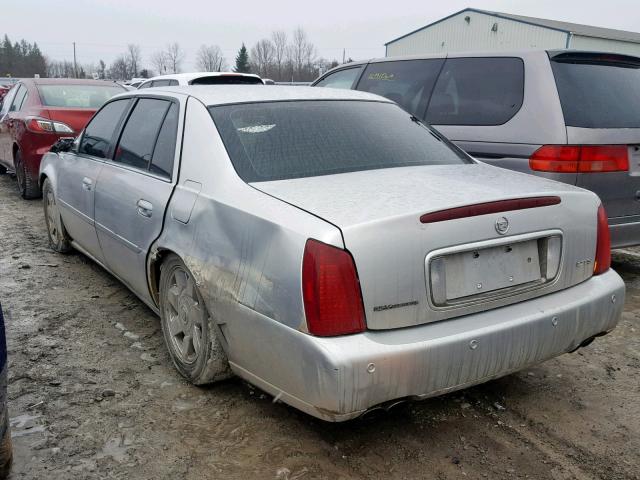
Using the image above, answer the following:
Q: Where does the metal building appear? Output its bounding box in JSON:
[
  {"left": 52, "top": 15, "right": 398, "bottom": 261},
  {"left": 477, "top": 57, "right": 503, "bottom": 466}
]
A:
[{"left": 385, "top": 8, "right": 640, "bottom": 57}]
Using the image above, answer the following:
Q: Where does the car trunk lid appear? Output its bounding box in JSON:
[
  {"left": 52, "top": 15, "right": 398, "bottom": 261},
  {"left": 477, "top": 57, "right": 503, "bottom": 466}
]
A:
[{"left": 255, "top": 164, "right": 601, "bottom": 330}]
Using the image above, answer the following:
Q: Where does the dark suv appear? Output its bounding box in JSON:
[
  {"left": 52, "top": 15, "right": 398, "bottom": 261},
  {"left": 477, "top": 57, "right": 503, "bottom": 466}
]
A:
[{"left": 313, "top": 50, "right": 640, "bottom": 248}]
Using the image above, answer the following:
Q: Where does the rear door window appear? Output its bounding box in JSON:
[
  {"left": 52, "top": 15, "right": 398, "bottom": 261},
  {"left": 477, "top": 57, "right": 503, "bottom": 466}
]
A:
[
  {"left": 550, "top": 53, "right": 640, "bottom": 128},
  {"left": 356, "top": 59, "right": 444, "bottom": 117},
  {"left": 79, "top": 99, "right": 130, "bottom": 158},
  {"left": 426, "top": 57, "right": 524, "bottom": 126},
  {"left": 114, "top": 98, "right": 172, "bottom": 171},
  {"left": 10, "top": 85, "right": 27, "bottom": 112},
  {"left": 152, "top": 80, "right": 171, "bottom": 87},
  {"left": 149, "top": 103, "right": 179, "bottom": 178},
  {"left": 314, "top": 67, "right": 362, "bottom": 89}
]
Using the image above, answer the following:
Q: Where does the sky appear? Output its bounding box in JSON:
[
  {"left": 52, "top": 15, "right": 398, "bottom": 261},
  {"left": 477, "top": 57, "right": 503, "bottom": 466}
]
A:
[{"left": 3, "top": 0, "right": 640, "bottom": 71}]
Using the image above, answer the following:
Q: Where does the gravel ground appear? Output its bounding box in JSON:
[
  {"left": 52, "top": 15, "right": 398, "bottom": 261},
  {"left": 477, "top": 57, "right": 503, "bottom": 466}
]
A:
[{"left": 0, "top": 173, "right": 638, "bottom": 480}]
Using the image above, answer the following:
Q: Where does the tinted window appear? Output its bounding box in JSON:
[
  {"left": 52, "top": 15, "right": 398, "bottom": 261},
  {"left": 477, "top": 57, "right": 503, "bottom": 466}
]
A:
[
  {"left": 152, "top": 80, "right": 171, "bottom": 87},
  {"left": 209, "top": 100, "right": 469, "bottom": 182},
  {"left": 551, "top": 57, "right": 640, "bottom": 128},
  {"left": 10, "top": 86, "right": 27, "bottom": 112},
  {"left": 168, "top": 80, "right": 179, "bottom": 86},
  {"left": 138, "top": 82, "right": 152, "bottom": 89},
  {"left": 150, "top": 103, "right": 179, "bottom": 178},
  {"left": 79, "top": 99, "right": 130, "bottom": 158},
  {"left": 114, "top": 98, "right": 171, "bottom": 170},
  {"left": 314, "top": 68, "right": 361, "bottom": 89},
  {"left": 191, "top": 75, "right": 263, "bottom": 85},
  {"left": 356, "top": 59, "right": 444, "bottom": 116},
  {"left": 0, "top": 86, "right": 18, "bottom": 116},
  {"left": 426, "top": 57, "right": 524, "bottom": 126},
  {"left": 38, "top": 84, "right": 124, "bottom": 108}
]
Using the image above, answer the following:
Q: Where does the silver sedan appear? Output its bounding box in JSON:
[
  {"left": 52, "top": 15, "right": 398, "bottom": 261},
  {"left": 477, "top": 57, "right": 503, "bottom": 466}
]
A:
[{"left": 39, "top": 86, "right": 624, "bottom": 421}]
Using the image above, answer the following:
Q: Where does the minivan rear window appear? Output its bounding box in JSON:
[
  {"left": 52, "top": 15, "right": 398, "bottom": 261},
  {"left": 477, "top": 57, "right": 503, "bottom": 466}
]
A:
[
  {"left": 209, "top": 100, "right": 470, "bottom": 182},
  {"left": 551, "top": 56, "right": 640, "bottom": 128}
]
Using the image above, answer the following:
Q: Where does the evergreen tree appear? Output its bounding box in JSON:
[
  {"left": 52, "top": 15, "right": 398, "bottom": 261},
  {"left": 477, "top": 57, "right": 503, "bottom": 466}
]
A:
[{"left": 234, "top": 43, "right": 250, "bottom": 73}]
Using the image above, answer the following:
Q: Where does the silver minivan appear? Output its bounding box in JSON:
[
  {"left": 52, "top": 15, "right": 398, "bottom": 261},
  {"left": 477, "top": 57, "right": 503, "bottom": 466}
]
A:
[{"left": 312, "top": 50, "right": 640, "bottom": 248}]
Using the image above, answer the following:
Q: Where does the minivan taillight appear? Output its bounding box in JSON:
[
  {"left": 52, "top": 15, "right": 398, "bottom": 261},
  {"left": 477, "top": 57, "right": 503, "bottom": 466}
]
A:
[
  {"left": 594, "top": 204, "right": 611, "bottom": 275},
  {"left": 530, "top": 145, "right": 629, "bottom": 173},
  {"left": 302, "top": 239, "right": 366, "bottom": 336}
]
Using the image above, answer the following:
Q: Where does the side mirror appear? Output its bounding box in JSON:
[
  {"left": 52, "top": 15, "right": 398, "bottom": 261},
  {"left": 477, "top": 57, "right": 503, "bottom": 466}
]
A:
[{"left": 50, "top": 137, "right": 75, "bottom": 154}]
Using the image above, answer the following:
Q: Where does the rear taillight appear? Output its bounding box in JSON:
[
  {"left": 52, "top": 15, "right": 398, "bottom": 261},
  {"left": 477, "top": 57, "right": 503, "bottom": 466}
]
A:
[
  {"left": 302, "top": 239, "right": 366, "bottom": 336},
  {"left": 594, "top": 204, "right": 611, "bottom": 275},
  {"left": 530, "top": 145, "right": 629, "bottom": 173},
  {"left": 25, "top": 117, "right": 74, "bottom": 134}
]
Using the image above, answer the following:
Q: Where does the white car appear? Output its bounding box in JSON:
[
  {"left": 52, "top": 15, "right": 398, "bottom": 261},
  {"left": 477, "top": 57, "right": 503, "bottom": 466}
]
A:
[{"left": 138, "top": 72, "right": 264, "bottom": 89}]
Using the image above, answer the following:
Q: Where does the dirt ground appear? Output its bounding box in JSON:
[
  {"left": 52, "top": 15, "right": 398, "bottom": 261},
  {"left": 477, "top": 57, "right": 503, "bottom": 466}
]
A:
[{"left": 0, "top": 173, "right": 638, "bottom": 480}]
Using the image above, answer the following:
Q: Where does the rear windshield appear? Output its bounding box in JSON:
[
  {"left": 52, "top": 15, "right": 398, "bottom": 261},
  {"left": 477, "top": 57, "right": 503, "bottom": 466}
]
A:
[
  {"left": 191, "top": 76, "right": 263, "bottom": 85},
  {"left": 551, "top": 57, "right": 640, "bottom": 128},
  {"left": 209, "top": 100, "right": 470, "bottom": 182},
  {"left": 37, "top": 84, "right": 125, "bottom": 108}
]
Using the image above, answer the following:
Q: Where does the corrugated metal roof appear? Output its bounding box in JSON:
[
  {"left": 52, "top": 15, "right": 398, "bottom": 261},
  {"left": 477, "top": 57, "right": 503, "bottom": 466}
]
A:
[{"left": 386, "top": 8, "right": 640, "bottom": 45}]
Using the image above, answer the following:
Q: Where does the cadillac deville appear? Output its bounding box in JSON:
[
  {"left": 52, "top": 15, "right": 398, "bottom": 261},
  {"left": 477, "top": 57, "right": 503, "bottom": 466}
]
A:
[{"left": 39, "top": 86, "right": 624, "bottom": 421}]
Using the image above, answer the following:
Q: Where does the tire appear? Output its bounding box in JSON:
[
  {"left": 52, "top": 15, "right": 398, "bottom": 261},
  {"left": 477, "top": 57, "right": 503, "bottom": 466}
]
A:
[
  {"left": 14, "top": 150, "right": 41, "bottom": 199},
  {"left": 42, "top": 178, "right": 72, "bottom": 253},
  {"left": 0, "top": 164, "right": 6, "bottom": 175},
  {"left": 159, "top": 254, "right": 232, "bottom": 385},
  {"left": 0, "top": 416, "right": 12, "bottom": 480}
]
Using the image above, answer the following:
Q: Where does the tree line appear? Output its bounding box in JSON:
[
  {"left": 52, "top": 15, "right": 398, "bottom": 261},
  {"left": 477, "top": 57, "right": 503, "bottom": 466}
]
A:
[
  {"left": 0, "top": 34, "right": 47, "bottom": 77},
  {"left": 1, "top": 28, "right": 344, "bottom": 82}
]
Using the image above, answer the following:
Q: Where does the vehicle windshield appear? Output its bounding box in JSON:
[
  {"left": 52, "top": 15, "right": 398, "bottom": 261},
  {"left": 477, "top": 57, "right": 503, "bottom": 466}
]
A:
[
  {"left": 191, "top": 76, "right": 263, "bottom": 85},
  {"left": 37, "top": 84, "right": 125, "bottom": 108},
  {"left": 209, "top": 100, "right": 470, "bottom": 182},
  {"left": 551, "top": 55, "right": 640, "bottom": 128}
]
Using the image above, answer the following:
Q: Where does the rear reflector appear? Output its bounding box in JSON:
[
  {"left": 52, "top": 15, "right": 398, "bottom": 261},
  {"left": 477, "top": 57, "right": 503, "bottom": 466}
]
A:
[
  {"left": 530, "top": 145, "right": 629, "bottom": 173},
  {"left": 594, "top": 204, "right": 611, "bottom": 275},
  {"left": 302, "top": 239, "right": 366, "bottom": 336},
  {"left": 420, "top": 196, "right": 561, "bottom": 224}
]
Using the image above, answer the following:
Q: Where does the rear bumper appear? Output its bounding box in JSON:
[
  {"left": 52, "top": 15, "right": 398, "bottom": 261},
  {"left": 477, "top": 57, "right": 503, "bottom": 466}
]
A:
[
  {"left": 610, "top": 216, "right": 640, "bottom": 248},
  {"left": 229, "top": 269, "right": 624, "bottom": 422}
]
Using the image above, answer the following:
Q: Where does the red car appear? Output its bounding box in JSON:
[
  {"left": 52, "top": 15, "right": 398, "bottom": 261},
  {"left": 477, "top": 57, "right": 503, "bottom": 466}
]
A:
[
  {"left": 0, "top": 79, "right": 126, "bottom": 198},
  {"left": 0, "top": 86, "right": 10, "bottom": 102}
]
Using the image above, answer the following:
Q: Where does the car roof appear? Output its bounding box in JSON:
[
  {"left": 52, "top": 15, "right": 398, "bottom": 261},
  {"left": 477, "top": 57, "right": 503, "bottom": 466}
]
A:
[
  {"left": 117, "top": 85, "right": 391, "bottom": 106},
  {"left": 21, "top": 78, "right": 126, "bottom": 87},
  {"left": 144, "top": 72, "right": 262, "bottom": 82}
]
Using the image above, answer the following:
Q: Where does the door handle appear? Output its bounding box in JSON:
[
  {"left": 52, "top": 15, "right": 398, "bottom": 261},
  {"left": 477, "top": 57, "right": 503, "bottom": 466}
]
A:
[
  {"left": 137, "top": 199, "right": 153, "bottom": 218},
  {"left": 82, "top": 177, "right": 93, "bottom": 191}
]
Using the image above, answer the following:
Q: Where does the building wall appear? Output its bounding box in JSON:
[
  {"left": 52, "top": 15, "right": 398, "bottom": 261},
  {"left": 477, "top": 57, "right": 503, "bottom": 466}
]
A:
[
  {"left": 570, "top": 35, "right": 640, "bottom": 56},
  {"left": 386, "top": 10, "right": 567, "bottom": 57}
]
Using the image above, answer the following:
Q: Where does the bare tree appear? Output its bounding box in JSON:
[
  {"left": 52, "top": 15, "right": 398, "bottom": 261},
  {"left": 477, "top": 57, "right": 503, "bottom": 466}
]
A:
[
  {"left": 150, "top": 51, "right": 168, "bottom": 75},
  {"left": 108, "top": 55, "right": 129, "bottom": 80},
  {"left": 126, "top": 44, "right": 142, "bottom": 78},
  {"left": 196, "top": 44, "right": 227, "bottom": 71},
  {"left": 165, "top": 43, "right": 185, "bottom": 74},
  {"left": 250, "top": 39, "right": 275, "bottom": 78},
  {"left": 271, "top": 30, "right": 287, "bottom": 81}
]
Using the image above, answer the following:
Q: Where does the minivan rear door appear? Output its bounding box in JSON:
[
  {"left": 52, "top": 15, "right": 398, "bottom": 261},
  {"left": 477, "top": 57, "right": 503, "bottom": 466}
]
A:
[{"left": 550, "top": 52, "right": 640, "bottom": 219}]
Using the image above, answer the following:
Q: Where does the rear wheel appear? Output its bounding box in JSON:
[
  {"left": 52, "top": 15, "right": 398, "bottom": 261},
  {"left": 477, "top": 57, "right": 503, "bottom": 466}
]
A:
[
  {"left": 0, "top": 164, "right": 6, "bottom": 175},
  {"left": 14, "top": 150, "right": 41, "bottom": 199},
  {"left": 159, "top": 255, "right": 232, "bottom": 385},
  {"left": 42, "top": 178, "right": 72, "bottom": 253}
]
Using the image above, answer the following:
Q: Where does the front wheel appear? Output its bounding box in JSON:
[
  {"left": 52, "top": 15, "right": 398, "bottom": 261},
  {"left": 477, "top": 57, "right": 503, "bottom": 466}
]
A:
[
  {"left": 42, "top": 178, "right": 72, "bottom": 253},
  {"left": 159, "top": 255, "right": 232, "bottom": 385},
  {"left": 15, "top": 151, "right": 41, "bottom": 199}
]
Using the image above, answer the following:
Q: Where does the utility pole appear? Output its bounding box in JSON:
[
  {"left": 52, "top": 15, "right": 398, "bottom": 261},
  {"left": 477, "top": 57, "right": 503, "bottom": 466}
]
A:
[
  {"left": 73, "top": 42, "right": 77, "bottom": 78},
  {"left": 342, "top": 48, "right": 345, "bottom": 64}
]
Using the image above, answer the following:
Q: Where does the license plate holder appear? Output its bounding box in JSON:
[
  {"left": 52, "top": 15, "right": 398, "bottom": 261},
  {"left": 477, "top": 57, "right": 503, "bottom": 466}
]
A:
[{"left": 440, "top": 239, "right": 541, "bottom": 302}]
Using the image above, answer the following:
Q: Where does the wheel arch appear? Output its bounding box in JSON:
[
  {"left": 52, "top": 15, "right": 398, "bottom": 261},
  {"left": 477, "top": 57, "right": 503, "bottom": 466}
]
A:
[{"left": 148, "top": 247, "right": 180, "bottom": 307}]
